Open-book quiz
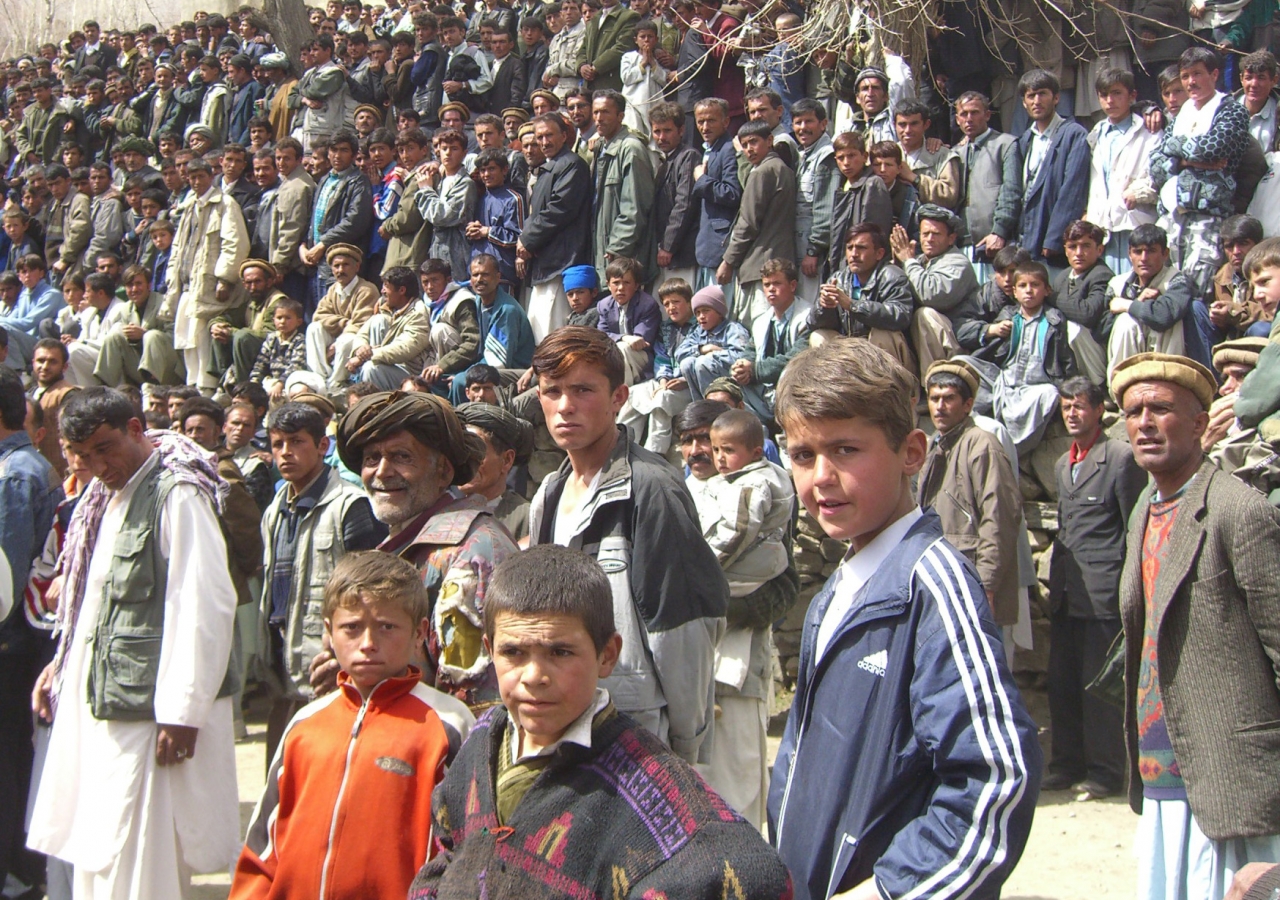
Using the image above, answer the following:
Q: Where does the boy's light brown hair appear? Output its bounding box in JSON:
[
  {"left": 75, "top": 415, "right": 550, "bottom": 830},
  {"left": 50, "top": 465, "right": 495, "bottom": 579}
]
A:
[
  {"left": 1243, "top": 237, "right": 1280, "bottom": 282},
  {"left": 711, "top": 408, "right": 764, "bottom": 452},
  {"left": 1011, "top": 261, "right": 1050, "bottom": 289},
  {"left": 531, "top": 325, "right": 625, "bottom": 390},
  {"left": 323, "top": 551, "right": 430, "bottom": 623},
  {"left": 776, "top": 340, "right": 918, "bottom": 450}
]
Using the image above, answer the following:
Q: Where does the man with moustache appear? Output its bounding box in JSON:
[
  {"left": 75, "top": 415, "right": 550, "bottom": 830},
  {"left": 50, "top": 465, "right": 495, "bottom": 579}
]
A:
[
  {"left": 1111, "top": 352, "right": 1280, "bottom": 896},
  {"left": 312, "top": 391, "right": 519, "bottom": 710}
]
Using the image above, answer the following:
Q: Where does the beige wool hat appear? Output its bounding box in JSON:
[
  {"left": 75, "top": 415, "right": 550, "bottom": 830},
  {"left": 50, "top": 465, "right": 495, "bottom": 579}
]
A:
[
  {"left": 924, "top": 358, "right": 980, "bottom": 397},
  {"left": 325, "top": 243, "right": 364, "bottom": 266},
  {"left": 1212, "top": 336, "right": 1269, "bottom": 373},
  {"left": 1111, "top": 352, "right": 1217, "bottom": 411}
]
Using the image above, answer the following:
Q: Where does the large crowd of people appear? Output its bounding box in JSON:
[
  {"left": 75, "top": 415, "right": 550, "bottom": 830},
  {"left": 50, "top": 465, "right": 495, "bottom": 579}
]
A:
[{"left": 2, "top": 1, "right": 1280, "bottom": 898}]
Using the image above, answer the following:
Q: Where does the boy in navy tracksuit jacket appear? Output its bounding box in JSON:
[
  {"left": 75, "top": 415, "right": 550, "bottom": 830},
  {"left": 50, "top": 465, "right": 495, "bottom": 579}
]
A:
[{"left": 766, "top": 339, "right": 1042, "bottom": 900}]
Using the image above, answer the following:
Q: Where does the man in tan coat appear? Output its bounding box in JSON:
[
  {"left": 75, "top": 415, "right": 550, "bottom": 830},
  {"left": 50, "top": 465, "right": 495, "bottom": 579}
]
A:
[
  {"left": 43, "top": 165, "right": 92, "bottom": 286},
  {"left": 165, "top": 158, "right": 249, "bottom": 392},
  {"left": 348, "top": 265, "right": 432, "bottom": 389},
  {"left": 917, "top": 359, "right": 1022, "bottom": 631},
  {"left": 305, "top": 244, "right": 381, "bottom": 393},
  {"left": 267, "top": 138, "right": 315, "bottom": 301}
]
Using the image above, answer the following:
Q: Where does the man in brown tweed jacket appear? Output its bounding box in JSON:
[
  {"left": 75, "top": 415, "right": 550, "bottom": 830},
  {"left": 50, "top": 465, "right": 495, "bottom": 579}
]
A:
[{"left": 1112, "top": 351, "right": 1280, "bottom": 899}]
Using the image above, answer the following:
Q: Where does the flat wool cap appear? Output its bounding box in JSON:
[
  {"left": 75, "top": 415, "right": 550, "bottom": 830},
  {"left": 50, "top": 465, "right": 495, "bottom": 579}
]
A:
[
  {"left": 1212, "top": 336, "right": 1269, "bottom": 373},
  {"left": 1111, "top": 351, "right": 1217, "bottom": 411},
  {"left": 925, "top": 358, "right": 980, "bottom": 397}
]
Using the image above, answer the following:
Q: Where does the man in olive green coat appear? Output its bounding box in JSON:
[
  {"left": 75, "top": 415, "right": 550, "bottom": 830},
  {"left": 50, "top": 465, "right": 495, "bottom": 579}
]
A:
[
  {"left": 575, "top": 0, "right": 639, "bottom": 93},
  {"left": 590, "top": 90, "right": 656, "bottom": 280}
]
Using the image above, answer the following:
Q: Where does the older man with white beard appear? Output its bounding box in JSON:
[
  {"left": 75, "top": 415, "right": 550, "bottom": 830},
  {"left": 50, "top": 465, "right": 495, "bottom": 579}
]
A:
[{"left": 308, "top": 391, "right": 519, "bottom": 710}]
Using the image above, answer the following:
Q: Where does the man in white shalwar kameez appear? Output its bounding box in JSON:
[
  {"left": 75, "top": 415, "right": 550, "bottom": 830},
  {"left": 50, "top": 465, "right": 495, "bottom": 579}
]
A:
[{"left": 26, "top": 387, "right": 241, "bottom": 900}]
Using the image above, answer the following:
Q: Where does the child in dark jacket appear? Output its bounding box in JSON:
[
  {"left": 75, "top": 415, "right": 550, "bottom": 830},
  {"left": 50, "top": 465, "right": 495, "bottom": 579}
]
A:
[
  {"left": 410, "top": 546, "right": 793, "bottom": 900},
  {"left": 248, "top": 298, "right": 309, "bottom": 402},
  {"left": 964, "top": 261, "right": 1078, "bottom": 453},
  {"left": 596, "top": 256, "right": 662, "bottom": 383},
  {"left": 1051, "top": 219, "right": 1115, "bottom": 385},
  {"left": 767, "top": 339, "right": 1040, "bottom": 900}
]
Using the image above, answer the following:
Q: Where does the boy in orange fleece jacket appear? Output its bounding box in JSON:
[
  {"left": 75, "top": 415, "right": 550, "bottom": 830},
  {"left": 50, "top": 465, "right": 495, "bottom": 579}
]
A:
[{"left": 230, "top": 552, "right": 475, "bottom": 900}]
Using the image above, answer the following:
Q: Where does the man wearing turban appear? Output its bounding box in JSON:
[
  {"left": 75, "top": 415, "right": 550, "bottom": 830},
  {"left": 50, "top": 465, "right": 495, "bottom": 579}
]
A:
[{"left": 312, "top": 390, "right": 520, "bottom": 708}]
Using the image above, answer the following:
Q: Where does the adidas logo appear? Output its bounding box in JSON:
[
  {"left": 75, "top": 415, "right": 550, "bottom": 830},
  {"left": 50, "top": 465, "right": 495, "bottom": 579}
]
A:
[{"left": 857, "top": 650, "right": 887, "bottom": 678}]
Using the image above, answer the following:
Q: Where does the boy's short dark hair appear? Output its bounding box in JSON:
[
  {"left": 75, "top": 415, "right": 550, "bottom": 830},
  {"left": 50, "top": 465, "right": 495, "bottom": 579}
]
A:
[
  {"left": 228, "top": 381, "right": 267, "bottom": 412},
  {"left": 1130, "top": 223, "right": 1169, "bottom": 250},
  {"left": 832, "top": 131, "right": 867, "bottom": 154},
  {"left": 177, "top": 396, "right": 225, "bottom": 431},
  {"left": 59, "top": 387, "right": 141, "bottom": 442},
  {"left": 791, "top": 98, "right": 827, "bottom": 121},
  {"left": 266, "top": 402, "right": 327, "bottom": 443},
  {"left": 656, "top": 277, "right": 693, "bottom": 302},
  {"left": 1011, "top": 261, "right": 1049, "bottom": 288},
  {"left": 711, "top": 408, "right": 764, "bottom": 451},
  {"left": 474, "top": 146, "right": 510, "bottom": 170},
  {"left": 1241, "top": 50, "right": 1280, "bottom": 78},
  {"left": 604, "top": 256, "right": 643, "bottom": 283},
  {"left": 465, "top": 363, "right": 502, "bottom": 387},
  {"left": 483, "top": 544, "right": 616, "bottom": 652},
  {"left": 274, "top": 297, "right": 305, "bottom": 319},
  {"left": 532, "top": 326, "right": 625, "bottom": 390},
  {"left": 323, "top": 551, "right": 430, "bottom": 623},
  {"left": 1094, "top": 67, "right": 1134, "bottom": 94},
  {"left": 992, "top": 245, "right": 1031, "bottom": 271},
  {"left": 367, "top": 126, "right": 396, "bottom": 149},
  {"left": 776, "top": 341, "right": 917, "bottom": 450},
  {"left": 925, "top": 371, "right": 973, "bottom": 402},
  {"left": 1157, "top": 64, "right": 1183, "bottom": 94},
  {"left": 420, "top": 258, "right": 452, "bottom": 280},
  {"left": 868, "top": 140, "right": 901, "bottom": 163},
  {"left": 737, "top": 120, "right": 773, "bottom": 141},
  {"left": 85, "top": 272, "right": 116, "bottom": 296},
  {"left": 847, "top": 222, "right": 887, "bottom": 251},
  {"left": 1017, "top": 69, "right": 1060, "bottom": 97},
  {"left": 1220, "top": 214, "right": 1264, "bottom": 246},
  {"left": 893, "top": 99, "right": 930, "bottom": 122},
  {"left": 648, "top": 101, "right": 684, "bottom": 128},
  {"left": 1062, "top": 220, "right": 1106, "bottom": 245},
  {"left": 1179, "top": 46, "right": 1221, "bottom": 74},
  {"left": 1058, "top": 376, "right": 1107, "bottom": 407}
]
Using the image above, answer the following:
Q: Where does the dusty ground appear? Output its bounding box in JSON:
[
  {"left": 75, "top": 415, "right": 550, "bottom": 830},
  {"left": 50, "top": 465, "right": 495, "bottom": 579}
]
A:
[{"left": 191, "top": 684, "right": 1138, "bottom": 900}]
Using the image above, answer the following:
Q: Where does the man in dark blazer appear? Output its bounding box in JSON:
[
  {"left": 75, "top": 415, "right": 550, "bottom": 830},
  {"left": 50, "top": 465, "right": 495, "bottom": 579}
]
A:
[
  {"left": 1112, "top": 351, "right": 1280, "bottom": 890},
  {"left": 1014, "top": 69, "right": 1090, "bottom": 268},
  {"left": 650, "top": 101, "right": 700, "bottom": 286},
  {"left": 518, "top": 112, "right": 593, "bottom": 342},
  {"left": 574, "top": 0, "right": 639, "bottom": 93},
  {"left": 690, "top": 97, "right": 740, "bottom": 291},
  {"left": 73, "top": 20, "right": 119, "bottom": 74},
  {"left": 487, "top": 30, "right": 528, "bottom": 114},
  {"left": 1046, "top": 376, "right": 1146, "bottom": 801}
]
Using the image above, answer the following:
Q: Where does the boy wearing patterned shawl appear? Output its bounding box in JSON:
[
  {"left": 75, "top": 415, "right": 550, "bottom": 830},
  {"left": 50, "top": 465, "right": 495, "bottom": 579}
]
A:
[{"left": 409, "top": 545, "right": 793, "bottom": 899}]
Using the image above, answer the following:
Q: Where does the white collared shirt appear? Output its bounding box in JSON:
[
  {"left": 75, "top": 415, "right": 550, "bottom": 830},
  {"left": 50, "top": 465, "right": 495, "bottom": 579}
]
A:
[
  {"left": 815, "top": 507, "right": 923, "bottom": 661},
  {"left": 510, "top": 688, "right": 610, "bottom": 762}
]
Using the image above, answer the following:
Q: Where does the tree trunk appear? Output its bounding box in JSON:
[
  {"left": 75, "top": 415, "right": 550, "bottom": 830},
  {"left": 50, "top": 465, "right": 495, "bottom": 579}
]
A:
[{"left": 260, "top": 0, "right": 313, "bottom": 74}]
